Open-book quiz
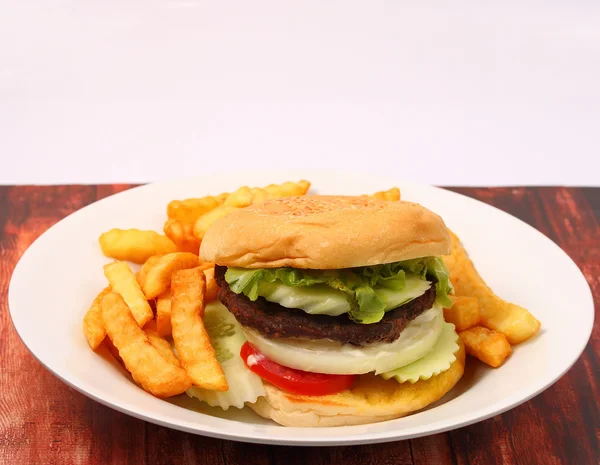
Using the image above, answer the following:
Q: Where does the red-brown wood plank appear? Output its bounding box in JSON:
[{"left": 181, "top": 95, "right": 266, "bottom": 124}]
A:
[
  {"left": 0, "top": 185, "right": 598, "bottom": 465},
  {"left": 0, "top": 185, "right": 146, "bottom": 465},
  {"left": 444, "top": 187, "right": 600, "bottom": 465},
  {"left": 269, "top": 442, "right": 415, "bottom": 465},
  {"left": 1, "top": 186, "right": 96, "bottom": 465},
  {"left": 410, "top": 434, "right": 457, "bottom": 465}
]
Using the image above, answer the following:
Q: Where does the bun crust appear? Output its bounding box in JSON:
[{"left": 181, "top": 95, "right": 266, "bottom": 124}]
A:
[
  {"left": 201, "top": 196, "right": 450, "bottom": 269},
  {"left": 248, "top": 339, "right": 465, "bottom": 427}
]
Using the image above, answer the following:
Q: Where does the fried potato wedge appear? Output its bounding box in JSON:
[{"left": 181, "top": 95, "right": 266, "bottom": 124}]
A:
[
  {"left": 137, "top": 252, "right": 200, "bottom": 299},
  {"left": 193, "top": 205, "right": 238, "bottom": 240},
  {"left": 99, "top": 228, "right": 177, "bottom": 264},
  {"left": 446, "top": 230, "right": 541, "bottom": 344},
  {"left": 369, "top": 187, "right": 401, "bottom": 201},
  {"left": 171, "top": 267, "right": 228, "bottom": 391},
  {"left": 101, "top": 292, "right": 191, "bottom": 397},
  {"left": 144, "top": 320, "right": 181, "bottom": 368},
  {"left": 167, "top": 196, "right": 224, "bottom": 224},
  {"left": 104, "top": 261, "right": 153, "bottom": 327},
  {"left": 460, "top": 326, "right": 512, "bottom": 368},
  {"left": 444, "top": 296, "right": 481, "bottom": 332},
  {"left": 163, "top": 219, "right": 201, "bottom": 253},
  {"left": 204, "top": 266, "right": 219, "bottom": 303},
  {"left": 156, "top": 289, "right": 173, "bottom": 338},
  {"left": 83, "top": 287, "right": 112, "bottom": 350}
]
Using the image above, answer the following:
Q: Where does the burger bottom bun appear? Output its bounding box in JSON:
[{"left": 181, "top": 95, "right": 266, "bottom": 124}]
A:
[{"left": 248, "top": 339, "right": 465, "bottom": 427}]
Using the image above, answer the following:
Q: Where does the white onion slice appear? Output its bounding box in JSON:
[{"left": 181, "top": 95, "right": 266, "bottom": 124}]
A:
[
  {"left": 242, "top": 305, "right": 443, "bottom": 375},
  {"left": 257, "top": 276, "right": 431, "bottom": 317}
]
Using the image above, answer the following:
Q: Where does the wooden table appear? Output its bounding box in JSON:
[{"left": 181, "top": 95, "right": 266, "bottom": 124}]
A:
[{"left": 1, "top": 186, "right": 598, "bottom": 465}]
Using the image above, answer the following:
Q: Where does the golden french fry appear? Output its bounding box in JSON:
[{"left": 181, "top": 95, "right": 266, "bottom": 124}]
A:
[
  {"left": 102, "top": 337, "right": 125, "bottom": 368},
  {"left": 156, "top": 289, "right": 172, "bottom": 337},
  {"left": 167, "top": 196, "right": 224, "bottom": 224},
  {"left": 197, "top": 261, "right": 217, "bottom": 271},
  {"left": 446, "top": 230, "right": 541, "bottom": 344},
  {"left": 191, "top": 181, "right": 311, "bottom": 240},
  {"left": 264, "top": 180, "right": 311, "bottom": 197},
  {"left": 204, "top": 266, "right": 219, "bottom": 303},
  {"left": 163, "top": 219, "right": 201, "bottom": 253},
  {"left": 250, "top": 187, "right": 271, "bottom": 204},
  {"left": 137, "top": 252, "right": 199, "bottom": 299},
  {"left": 370, "top": 187, "right": 401, "bottom": 201},
  {"left": 171, "top": 267, "right": 228, "bottom": 391},
  {"left": 215, "top": 192, "right": 229, "bottom": 203},
  {"left": 101, "top": 292, "right": 191, "bottom": 397},
  {"left": 443, "top": 296, "right": 481, "bottom": 332},
  {"left": 193, "top": 205, "right": 238, "bottom": 240},
  {"left": 224, "top": 186, "right": 254, "bottom": 208},
  {"left": 104, "top": 262, "right": 154, "bottom": 327},
  {"left": 99, "top": 228, "right": 177, "bottom": 264},
  {"left": 460, "top": 326, "right": 512, "bottom": 368},
  {"left": 83, "top": 287, "right": 112, "bottom": 350},
  {"left": 136, "top": 255, "right": 162, "bottom": 284},
  {"left": 144, "top": 320, "right": 181, "bottom": 368}
]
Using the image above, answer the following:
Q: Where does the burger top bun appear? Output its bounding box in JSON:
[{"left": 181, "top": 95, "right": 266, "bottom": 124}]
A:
[{"left": 201, "top": 196, "right": 450, "bottom": 269}]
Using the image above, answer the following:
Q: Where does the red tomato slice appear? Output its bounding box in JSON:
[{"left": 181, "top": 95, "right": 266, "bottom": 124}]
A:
[{"left": 240, "top": 342, "right": 356, "bottom": 396}]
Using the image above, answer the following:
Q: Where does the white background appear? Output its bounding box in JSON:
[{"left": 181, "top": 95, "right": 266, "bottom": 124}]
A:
[{"left": 1, "top": 1, "right": 599, "bottom": 186}]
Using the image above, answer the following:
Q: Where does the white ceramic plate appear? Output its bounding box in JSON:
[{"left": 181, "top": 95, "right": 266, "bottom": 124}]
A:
[{"left": 9, "top": 172, "right": 594, "bottom": 446}]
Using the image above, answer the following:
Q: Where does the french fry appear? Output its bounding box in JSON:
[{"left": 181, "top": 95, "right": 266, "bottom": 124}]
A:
[
  {"left": 193, "top": 205, "right": 238, "bottom": 240},
  {"left": 197, "top": 261, "right": 216, "bottom": 272},
  {"left": 163, "top": 219, "right": 201, "bottom": 253},
  {"left": 204, "top": 266, "right": 219, "bottom": 303},
  {"left": 99, "top": 229, "right": 177, "bottom": 264},
  {"left": 215, "top": 192, "right": 229, "bottom": 203},
  {"left": 171, "top": 267, "right": 228, "bottom": 391},
  {"left": 137, "top": 252, "right": 200, "bottom": 299},
  {"left": 167, "top": 196, "right": 224, "bottom": 224},
  {"left": 101, "top": 292, "right": 191, "bottom": 397},
  {"left": 370, "top": 187, "right": 401, "bottom": 201},
  {"left": 443, "top": 296, "right": 481, "bottom": 332},
  {"left": 460, "top": 326, "right": 512, "bottom": 368},
  {"left": 83, "top": 287, "right": 112, "bottom": 350},
  {"left": 135, "top": 255, "right": 162, "bottom": 283},
  {"left": 224, "top": 186, "right": 255, "bottom": 208},
  {"left": 144, "top": 320, "right": 181, "bottom": 368},
  {"left": 102, "top": 337, "right": 125, "bottom": 368},
  {"left": 248, "top": 181, "right": 312, "bottom": 205},
  {"left": 190, "top": 181, "right": 311, "bottom": 240},
  {"left": 104, "top": 262, "right": 154, "bottom": 327},
  {"left": 447, "top": 230, "right": 541, "bottom": 344},
  {"left": 264, "top": 180, "right": 311, "bottom": 197},
  {"left": 156, "top": 289, "right": 172, "bottom": 337},
  {"left": 250, "top": 187, "right": 271, "bottom": 204},
  {"left": 136, "top": 255, "right": 161, "bottom": 285}
]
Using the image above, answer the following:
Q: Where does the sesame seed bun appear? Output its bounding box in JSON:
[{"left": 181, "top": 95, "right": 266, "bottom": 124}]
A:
[{"left": 200, "top": 196, "right": 450, "bottom": 269}]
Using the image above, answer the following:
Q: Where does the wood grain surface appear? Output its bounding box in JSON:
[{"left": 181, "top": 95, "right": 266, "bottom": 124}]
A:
[{"left": 0, "top": 186, "right": 598, "bottom": 465}]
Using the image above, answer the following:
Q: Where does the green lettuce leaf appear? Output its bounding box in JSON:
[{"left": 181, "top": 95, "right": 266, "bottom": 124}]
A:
[
  {"left": 258, "top": 277, "right": 431, "bottom": 317},
  {"left": 425, "top": 257, "right": 454, "bottom": 308},
  {"left": 225, "top": 257, "right": 453, "bottom": 324}
]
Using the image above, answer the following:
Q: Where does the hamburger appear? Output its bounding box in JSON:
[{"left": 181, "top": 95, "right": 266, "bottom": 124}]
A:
[{"left": 200, "top": 195, "right": 465, "bottom": 427}]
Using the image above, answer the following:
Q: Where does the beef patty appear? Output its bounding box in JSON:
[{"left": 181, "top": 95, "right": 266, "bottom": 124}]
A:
[{"left": 215, "top": 265, "right": 436, "bottom": 346}]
